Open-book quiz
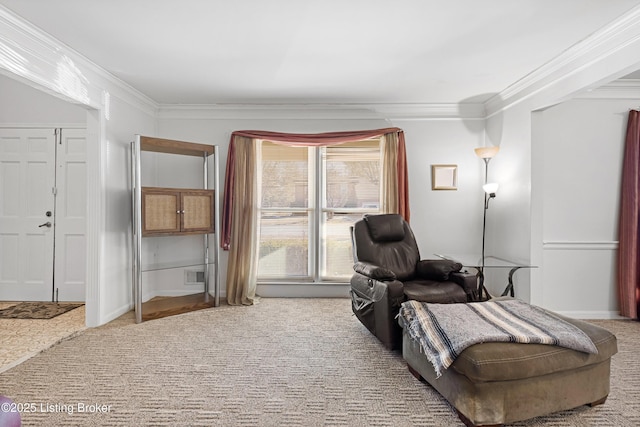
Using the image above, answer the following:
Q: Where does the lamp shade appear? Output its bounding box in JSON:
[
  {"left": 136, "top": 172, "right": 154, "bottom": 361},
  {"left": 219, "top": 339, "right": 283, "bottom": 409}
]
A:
[
  {"left": 474, "top": 146, "right": 500, "bottom": 159},
  {"left": 483, "top": 183, "right": 499, "bottom": 194}
]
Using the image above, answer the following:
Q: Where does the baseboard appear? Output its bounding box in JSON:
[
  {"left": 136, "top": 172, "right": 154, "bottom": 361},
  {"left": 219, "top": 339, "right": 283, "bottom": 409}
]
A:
[
  {"left": 101, "top": 303, "right": 134, "bottom": 326},
  {"left": 152, "top": 290, "right": 206, "bottom": 298}
]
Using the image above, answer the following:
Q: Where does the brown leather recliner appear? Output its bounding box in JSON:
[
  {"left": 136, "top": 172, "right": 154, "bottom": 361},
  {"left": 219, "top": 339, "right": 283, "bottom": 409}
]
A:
[{"left": 350, "top": 213, "right": 477, "bottom": 350}]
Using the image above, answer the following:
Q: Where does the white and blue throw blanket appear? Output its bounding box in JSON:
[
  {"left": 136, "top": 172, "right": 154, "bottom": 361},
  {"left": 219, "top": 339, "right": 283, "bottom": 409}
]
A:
[{"left": 399, "top": 299, "right": 598, "bottom": 378}]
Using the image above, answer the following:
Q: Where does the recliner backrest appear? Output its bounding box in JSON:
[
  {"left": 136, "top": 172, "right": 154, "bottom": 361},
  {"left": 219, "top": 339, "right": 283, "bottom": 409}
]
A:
[{"left": 351, "top": 214, "right": 420, "bottom": 281}]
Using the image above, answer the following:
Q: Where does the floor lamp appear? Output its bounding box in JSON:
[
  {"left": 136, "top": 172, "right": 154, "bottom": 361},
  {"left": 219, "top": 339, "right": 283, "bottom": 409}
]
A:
[{"left": 475, "top": 146, "right": 499, "bottom": 300}]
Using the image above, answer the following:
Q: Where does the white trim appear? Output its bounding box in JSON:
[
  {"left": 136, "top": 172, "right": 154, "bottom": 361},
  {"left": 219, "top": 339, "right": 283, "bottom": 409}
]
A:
[
  {"left": 575, "top": 79, "right": 640, "bottom": 99},
  {"left": 543, "top": 241, "right": 618, "bottom": 250},
  {"left": 83, "top": 109, "right": 103, "bottom": 327},
  {"left": 3, "top": 3, "right": 640, "bottom": 124},
  {"left": 101, "top": 303, "right": 134, "bottom": 324},
  {"left": 157, "top": 103, "right": 486, "bottom": 120},
  {"left": 370, "top": 103, "right": 485, "bottom": 119},
  {"left": 0, "top": 5, "right": 158, "bottom": 116},
  {"left": 486, "top": 4, "right": 640, "bottom": 116}
]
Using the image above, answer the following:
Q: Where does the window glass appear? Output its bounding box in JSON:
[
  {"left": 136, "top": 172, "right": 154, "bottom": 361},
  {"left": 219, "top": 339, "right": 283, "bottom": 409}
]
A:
[
  {"left": 261, "top": 143, "right": 308, "bottom": 209},
  {"left": 258, "top": 211, "right": 309, "bottom": 278},
  {"left": 258, "top": 139, "right": 381, "bottom": 281}
]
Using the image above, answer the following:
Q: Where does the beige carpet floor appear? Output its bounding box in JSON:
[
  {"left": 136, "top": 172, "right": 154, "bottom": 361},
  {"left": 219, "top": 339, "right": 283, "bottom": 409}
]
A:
[
  {"left": 0, "top": 298, "right": 638, "bottom": 426},
  {"left": 0, "top": 302, "right": 86, "bottom": 373}
]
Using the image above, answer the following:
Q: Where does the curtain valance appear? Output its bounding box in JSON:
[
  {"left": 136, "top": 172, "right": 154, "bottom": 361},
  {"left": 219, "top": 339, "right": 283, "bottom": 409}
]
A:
[
  {"left": 230, "top": 127, "right": 403, "bottom": 146},
  {"left": 221, "top": 127, "right": 410, "bottom": 250}
]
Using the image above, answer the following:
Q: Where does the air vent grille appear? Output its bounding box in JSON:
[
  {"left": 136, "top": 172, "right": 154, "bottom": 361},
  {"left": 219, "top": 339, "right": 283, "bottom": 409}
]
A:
[{"left": 185, "top": 270, "right": 205, "bottom": 285}]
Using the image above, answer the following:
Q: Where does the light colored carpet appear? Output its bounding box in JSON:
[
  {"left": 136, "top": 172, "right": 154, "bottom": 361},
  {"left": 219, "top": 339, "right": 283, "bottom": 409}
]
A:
[
  {"left": 0, "top": 303, "right": 86, "bottom": 373},
  {"left": 0, "top": 299, "right": 638, "bottom": 426}
]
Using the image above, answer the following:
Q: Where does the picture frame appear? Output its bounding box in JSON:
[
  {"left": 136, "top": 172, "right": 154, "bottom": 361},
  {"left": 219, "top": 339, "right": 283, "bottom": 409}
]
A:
[{"left": 431, "top": 164, "right": 458, "bottom": 190}]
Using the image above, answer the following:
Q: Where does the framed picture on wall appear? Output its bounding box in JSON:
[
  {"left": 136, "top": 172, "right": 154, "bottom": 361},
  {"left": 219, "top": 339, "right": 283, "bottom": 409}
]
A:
[{"left": 431, "top": 164, "right": 458, "bottom": 190}]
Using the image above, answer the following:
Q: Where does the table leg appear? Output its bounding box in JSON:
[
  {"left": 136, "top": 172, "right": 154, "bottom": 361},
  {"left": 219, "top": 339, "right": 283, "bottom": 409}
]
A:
[
  {"left": 501, "top": 267, "right": 523, "bottom": 297},
  {"left": 477, "top": 268, "right": 490, "bottom": 301}
]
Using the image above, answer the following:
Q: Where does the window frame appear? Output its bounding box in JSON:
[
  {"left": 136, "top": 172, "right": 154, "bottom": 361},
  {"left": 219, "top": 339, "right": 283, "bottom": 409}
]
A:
[{"left": 257, "top": 139, "right": 382, "bottom": 284}]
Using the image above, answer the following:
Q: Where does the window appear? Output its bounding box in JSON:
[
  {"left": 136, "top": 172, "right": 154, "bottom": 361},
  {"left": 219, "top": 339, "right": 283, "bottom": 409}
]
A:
[{"left": 258, "top": 138, "right": 382, "bottom": 282}]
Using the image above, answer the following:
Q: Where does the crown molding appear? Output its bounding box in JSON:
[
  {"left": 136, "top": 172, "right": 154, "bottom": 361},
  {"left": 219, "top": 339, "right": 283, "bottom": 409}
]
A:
[
  {"left": 0, "top": 5, "right": 158, "bottom": 116},
  {"left": 486, "top": 5, "right": 640, "bottom": 116},
  {"left": 574, "top": 79, "right": 640, "bottom": 99},
  {"left": 157, "top": 103, "right": 486, "bottom": 121},
  {"left": 372, "top": 103, "right": 485, "bottom": 120}
]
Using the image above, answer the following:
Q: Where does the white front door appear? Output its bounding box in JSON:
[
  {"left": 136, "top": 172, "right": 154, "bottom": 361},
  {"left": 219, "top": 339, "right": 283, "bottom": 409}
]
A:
[
  {"left": 0, "top": 128, "right": 86, "bottom": 302},
  {"left": 0, "top": 129, "right": 56, "bottom": 300}
]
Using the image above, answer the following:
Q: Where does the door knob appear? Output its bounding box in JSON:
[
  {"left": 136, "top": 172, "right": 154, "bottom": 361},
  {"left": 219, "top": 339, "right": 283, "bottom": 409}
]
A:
[{"left": 38, "top": 222, "right": 52, "bottom": 228}]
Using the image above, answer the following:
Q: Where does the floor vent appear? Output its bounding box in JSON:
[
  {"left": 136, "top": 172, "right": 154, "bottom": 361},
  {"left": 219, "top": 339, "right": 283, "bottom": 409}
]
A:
[{"left": 185, "top": 270, "right": 205, "bottom": 285}]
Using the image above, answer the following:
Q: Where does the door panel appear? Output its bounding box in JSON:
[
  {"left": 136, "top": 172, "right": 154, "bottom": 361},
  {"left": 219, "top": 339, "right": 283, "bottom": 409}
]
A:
[
  {"left": 54, "top": 129, "right": 86, "bottom": 301},
  {"left": 0, "top": 234, "right": 18, "bottom": 282},
  {"left": 0, "top": 129, "right": 55, "bottom": 300}
]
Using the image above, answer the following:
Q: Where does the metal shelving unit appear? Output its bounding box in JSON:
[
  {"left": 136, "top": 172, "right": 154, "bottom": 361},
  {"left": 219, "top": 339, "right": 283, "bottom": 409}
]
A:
[{"left": 131, "top": 135, "right": 220, "bottom": 323}]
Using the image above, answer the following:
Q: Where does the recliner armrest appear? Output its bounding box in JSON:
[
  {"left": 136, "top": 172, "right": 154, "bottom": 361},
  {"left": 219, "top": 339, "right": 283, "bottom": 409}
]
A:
[
  {"left": 449, "top": 271, "right": 479, "bottom": 301},
  {"left": 416, "top": 259, "right": 462, "bottom": 281},
  {"left": 353, "top": 261, "right": 397, "bottom": 281},
  {"left": 351, "top": 272, "right": 404, "bottom": 303}
]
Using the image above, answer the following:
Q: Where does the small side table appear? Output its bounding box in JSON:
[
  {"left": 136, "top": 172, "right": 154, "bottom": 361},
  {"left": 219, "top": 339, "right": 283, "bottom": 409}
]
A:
[{"left": 434, "top": 254, "right": 536, "bottom": 300}]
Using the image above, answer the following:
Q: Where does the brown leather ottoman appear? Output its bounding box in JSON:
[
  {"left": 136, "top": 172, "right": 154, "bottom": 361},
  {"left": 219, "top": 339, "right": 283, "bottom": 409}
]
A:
[{"left": 401, "top": 314, "right": 618, "bottom": 426}]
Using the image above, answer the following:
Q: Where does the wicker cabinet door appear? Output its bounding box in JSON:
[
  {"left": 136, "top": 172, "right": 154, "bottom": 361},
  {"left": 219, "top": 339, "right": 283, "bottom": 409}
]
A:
[
  {"left": 181, "top": 190, "right": 214, "bottom": 234},
  {"left": 142, "top": 188, "right": 181, "bottom": 235}
]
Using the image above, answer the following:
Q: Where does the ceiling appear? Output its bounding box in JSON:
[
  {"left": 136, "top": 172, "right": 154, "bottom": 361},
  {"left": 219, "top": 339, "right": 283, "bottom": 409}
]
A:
[{"left": 2, "top": 0, "right": 640, "bottom": 105}]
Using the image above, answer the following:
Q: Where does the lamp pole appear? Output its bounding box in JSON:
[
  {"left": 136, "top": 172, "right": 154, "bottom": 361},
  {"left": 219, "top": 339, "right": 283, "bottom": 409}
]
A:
[
  {"left": 474, "top": 146, "right": 499, "bottom": 301},
  {"left": 480, "top": 157, "right": 490, "bottom": 300}
]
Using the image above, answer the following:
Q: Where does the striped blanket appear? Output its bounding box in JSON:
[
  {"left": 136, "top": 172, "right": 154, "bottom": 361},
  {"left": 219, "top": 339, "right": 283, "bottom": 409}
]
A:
[{"left": 399, "top": 299, "right": 598, "bottom": 378}]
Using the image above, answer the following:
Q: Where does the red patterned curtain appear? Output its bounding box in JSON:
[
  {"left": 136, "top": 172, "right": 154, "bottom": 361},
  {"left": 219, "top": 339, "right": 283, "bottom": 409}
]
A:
[{"left": 618, "top": 109, "right": 640, "bottom": 320}]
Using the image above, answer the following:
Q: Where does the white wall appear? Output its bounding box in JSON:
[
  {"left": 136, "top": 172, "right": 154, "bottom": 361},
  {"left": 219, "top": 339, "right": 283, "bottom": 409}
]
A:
[
  {"left": 99, "top": 95, "right": 156, "bottom": 322},
  {"left": 482, "top": 106, "right": 536, "bottom": 302},
  {"left": 0, "top": 75, "right": 86, "bottom": 124},
  {"left": 484, "top": 9, "right": 640, "bottom": 317},
  {"left": 396, "top": 118, "right": 485, "bottom": 258},
  {"left": 534, "top": 97, "right": 631, "bottom": 317}
]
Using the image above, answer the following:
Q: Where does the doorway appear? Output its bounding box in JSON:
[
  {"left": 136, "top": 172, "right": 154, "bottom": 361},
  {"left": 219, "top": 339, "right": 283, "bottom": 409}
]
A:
[{"left": 0, "top": 127, "right": 86, "bottom": 302}]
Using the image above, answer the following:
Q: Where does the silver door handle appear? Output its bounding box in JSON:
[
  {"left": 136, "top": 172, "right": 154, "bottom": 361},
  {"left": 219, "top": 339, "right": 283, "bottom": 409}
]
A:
[{"left": 38, "top": 222, "right": 52, "bottom": 228}]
